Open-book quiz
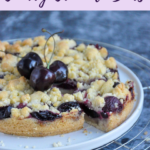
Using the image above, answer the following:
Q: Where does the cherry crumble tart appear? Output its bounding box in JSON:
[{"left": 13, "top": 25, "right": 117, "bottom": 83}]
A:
[{"left": 0, "top": 30, "right": 135, "bottom": 136}]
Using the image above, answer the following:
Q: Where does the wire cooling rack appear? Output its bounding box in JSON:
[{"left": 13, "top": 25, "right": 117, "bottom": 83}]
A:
[{"left": 5, "top": 38, "right": 150, "bottom": 150}]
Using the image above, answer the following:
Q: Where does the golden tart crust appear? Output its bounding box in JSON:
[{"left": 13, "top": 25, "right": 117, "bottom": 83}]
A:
[{"left": 0, "top": 110, "right": 84, "bottom": 137}]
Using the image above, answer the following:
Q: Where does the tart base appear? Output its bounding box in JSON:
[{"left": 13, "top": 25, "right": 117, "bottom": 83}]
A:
[
  {"left": 85, "top": 100, "right": 135, "bottom": 132},
  {"left": 0, "top": 111, "right": 84, "bottom": 137}
]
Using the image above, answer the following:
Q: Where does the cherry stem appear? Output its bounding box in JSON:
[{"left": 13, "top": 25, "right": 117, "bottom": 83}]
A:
[
  {"left": 42, "top": 28, "right": 64, "bottom": 69},
  {"left": 42, "top": 28, "right": 52, "bottom": 66},
  {"left": 0, "top": 50, "right": 22, "bottom": 58}
]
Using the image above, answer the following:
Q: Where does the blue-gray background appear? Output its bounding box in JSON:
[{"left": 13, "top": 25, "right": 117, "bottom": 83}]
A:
[
  {"left": 0, "top": 11, "right": 150, "bottom": 59},
  {"left": 0, "top": 11, "right": 150, "bottom": 150}
]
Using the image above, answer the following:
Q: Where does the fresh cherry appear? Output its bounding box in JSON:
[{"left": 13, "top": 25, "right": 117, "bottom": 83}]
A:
[
  {"left": 49, "top": 60, "right": 68, "bottom": 83},
  {"left": 17, "top": 52, "right": 43, "bottom": 79},
  {"left": 29, "top": 29, "right": 63, "bottom": 91},
  {"left": 30, "top": 66, "right": 55, "bottom": 91}
]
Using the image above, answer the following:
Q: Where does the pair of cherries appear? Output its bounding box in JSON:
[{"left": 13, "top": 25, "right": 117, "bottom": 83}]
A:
[
  {"left": 17, "top": 52, "right": 68, "bottom": 91},
  {"left": 17, "top": 29, "right": 68, "bottom": 91}
]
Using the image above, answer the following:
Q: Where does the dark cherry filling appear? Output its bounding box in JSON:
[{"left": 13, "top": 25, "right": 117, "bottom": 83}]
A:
[
  {"left": 74, "top": 88, "right": 87, "bottom": 94},
  {"left": 31, "top": 111, "right": 61, "bottom": 121},
  {"left": 13, "top": 53, "right": 20, "bottom": 56},
  {"left": 17, "top": 103, "right": 27, "bottom": 109},
  {"left": 127, "top": 81, "right": 135, "bottom": 100},
  {"left": 0, "top": 74, "right": 5, "bottom": 79},
  {"left": 113, "top": 82, "right": 120, "bottom": 88},
  {"left": 103, "top": 96, "right": 123, "bottom": 113},
  {"left": 109, "top": 69, "right": 120, "bottom": 80},
  {"left": 94, "top": 44, "right": 102, "bottom": 50},
  {"left": 32, "top": 44, "right": 39, "bottom": 49},
  {"left": 55, "top": 79, "right": 77, "bottom": 90},
  {"left": 109, "top": 69, "right": 118, "bottom": 73},
  {"left": 78, "top": 97, "right": 122, "bottom": 119},
  {"left": 58, "top": 102, "right": 79, "bottom": 112},
  {"left": 129, "top": 87, "right": 135, "bottom": 100},
  {"left": 90, "top": 44, "right": 108, "bottom": 59},
  {"left": 79, "top": 103, "right": 100, "bottom": 118},
  {"left": 101, "top": 112, "right": 109, "bottom": 119},
  {"left": 5, "top": 51, "right": 20, "bottom": 56},
  {"left": 0, "top": 106, "right": 13, "bottom": 120},
  {"left": 89, "top": 44, "right": 102, "bottom": 50}
]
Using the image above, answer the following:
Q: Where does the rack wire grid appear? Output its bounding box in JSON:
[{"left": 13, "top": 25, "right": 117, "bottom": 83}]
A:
[{"left": 5, "top": 38, "right": 150, "bottom": 150}]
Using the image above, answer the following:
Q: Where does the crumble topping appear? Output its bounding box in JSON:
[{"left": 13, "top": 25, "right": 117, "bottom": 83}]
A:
[
  {"left": 0, "top": 41, "right": 6, "bottom": 51},
  {"left": 105, "top": 57, "right": 117, "bottom": 69},
  {"left": 75, "top": 43, "right": 86, "bottom": 52},
  {"left": 0, "top": 35, "right": 134, "bottom": 120},
  {"left": 112, "top": 83, "right": 130, "bottom": 99},
  {"left": 105, "top": 70, "right": 118, "bottom": 80},
  {"left": 11, "top": 107, "right": 32, "bottom": 119},
  {"left": 92, "top": 96, "right": 105, "bottom": 111},
  {"left": 73, "top": 92, "right": 83, "bottom": 102},
  {"left": 1, "top": 54, "right": 18, "bottom": 73},
  {"left": 84, "top": 45, "right": 103, "bottom": 61},
  {"left": 99, "top": 47, "right": 108, "bottom": 59},
  {"left": 74, "top": 78, "right": 132, "bottom": 112}
]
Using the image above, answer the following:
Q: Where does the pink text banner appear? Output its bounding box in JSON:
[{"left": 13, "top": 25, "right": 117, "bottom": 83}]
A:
[{"left": 0, "top": 0, "right": 149, "bottom": 10}]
